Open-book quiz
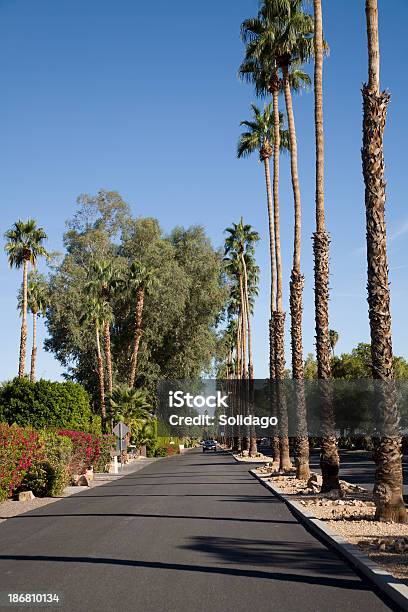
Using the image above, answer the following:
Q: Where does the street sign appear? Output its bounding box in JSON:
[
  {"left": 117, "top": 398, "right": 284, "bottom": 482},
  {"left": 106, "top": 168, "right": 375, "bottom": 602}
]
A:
[{"left": 113, "top": 422, "right": 129, "bottom": 437}]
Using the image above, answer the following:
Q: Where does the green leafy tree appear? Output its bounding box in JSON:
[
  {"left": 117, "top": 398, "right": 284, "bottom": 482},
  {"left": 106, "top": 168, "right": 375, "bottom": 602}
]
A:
[
  {"left": 45, "top": 196, "right": 228, "bottom": 398},
  {"left": 4, "top": 220, "right": 48, "bottom": 377}
]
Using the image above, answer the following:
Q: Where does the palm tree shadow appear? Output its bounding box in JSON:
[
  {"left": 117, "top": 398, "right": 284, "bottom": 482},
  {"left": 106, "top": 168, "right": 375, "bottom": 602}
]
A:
[{"left": 179, "top": 535, "right": 368, "bottom": 590}]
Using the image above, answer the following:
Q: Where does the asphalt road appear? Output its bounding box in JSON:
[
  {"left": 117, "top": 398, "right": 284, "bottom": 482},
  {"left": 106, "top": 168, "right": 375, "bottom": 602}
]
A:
[{"left": 0, "top": 449, "right": 394, "bottom": 612}]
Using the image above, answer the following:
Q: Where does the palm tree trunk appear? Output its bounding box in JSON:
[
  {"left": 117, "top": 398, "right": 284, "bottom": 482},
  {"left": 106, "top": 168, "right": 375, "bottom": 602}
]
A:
[
  {"left": 239, "top": 276, "right": 247, "bottom": 379},
  {"left": 18, "top": 259, "right": 28, "bottom": 378},
  {"left": 363, "top": 0, "right": 406, "bottom": 523},
  {"left": 103, "top": 320, "right": 113, "bottom": 395},
  {"left": 313, "top": 0, "right": 339, "bottom": 491},
  {"left": 129, "top": 286, "right": 145, "bottom": 388},
  {"left": 263, "top": 156, "right": 279, "bottom": 465},
  {"left": 282, "top": 63, "right": 309, "bottom": 480},
  {"left": 272, "top": 81, "right": 291, "bottom": 472},
  {"left": 96, "top": 323, "right": 106, "bottom": 431},
  {"left": 30, "top": 310, "right": 37, "bottom": 382}
]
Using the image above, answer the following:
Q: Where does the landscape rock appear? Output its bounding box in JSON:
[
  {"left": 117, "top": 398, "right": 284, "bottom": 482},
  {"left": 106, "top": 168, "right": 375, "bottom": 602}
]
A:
[
  {"left": 306, "top": 473, "right": 322, "bottom": 489},
  {"left": 77, "top": 475, "right": 90, "bottom": 486},
  {"left": 18, "top": 491, "right": 35, "bottom": 502}
]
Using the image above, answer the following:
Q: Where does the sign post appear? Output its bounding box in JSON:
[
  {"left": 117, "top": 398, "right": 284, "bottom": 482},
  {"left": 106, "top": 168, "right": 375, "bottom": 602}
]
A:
[{"left": 112, "top": 422, "right": 130, "bottom": 470}]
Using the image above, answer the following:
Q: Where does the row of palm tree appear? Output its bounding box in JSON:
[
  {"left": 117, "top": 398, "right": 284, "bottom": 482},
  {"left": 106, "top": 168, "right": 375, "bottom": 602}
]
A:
[{"left": 237, "top": 0, "right": 406, "bottom": 522}]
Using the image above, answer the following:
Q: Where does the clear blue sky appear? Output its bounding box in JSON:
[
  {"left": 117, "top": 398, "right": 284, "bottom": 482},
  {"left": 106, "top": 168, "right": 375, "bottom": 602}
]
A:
[{"left": 1, "top": 0, "right": 407, "bottom": 381}]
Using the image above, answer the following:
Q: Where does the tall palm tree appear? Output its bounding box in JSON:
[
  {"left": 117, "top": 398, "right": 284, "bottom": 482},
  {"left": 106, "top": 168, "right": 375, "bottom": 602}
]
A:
[
  {"left": 362, "top": 0, "right": 406, "bottom": 523},
  {"left": 237, "top": 103, "right": 290, "bottom": 378},
  {"left": 86, "top": 260, "right": 119, "bottom": 395},
  {"left": 127, "top": 261, "right": 156, "bottom": 388},
  {"left": 4, "top": 220, "right": 48, "bottom": 378},
  {"left": 23, "top": 273, "right": 49, "bottom": 382},
  {"left": 224, "top": 219, "right": 260, "bottom": 381},
  {"left": 313, "top": 0, "right": 340, "bottom": 491},
  {"left": 80, "top": 297, "right": 110, "bottom": 430},
  {"left": 240, "top": 1, "right": 312, "bottom": 472},
  {"left": 224, "top": 220, "right": 260, "bottom": 456}
]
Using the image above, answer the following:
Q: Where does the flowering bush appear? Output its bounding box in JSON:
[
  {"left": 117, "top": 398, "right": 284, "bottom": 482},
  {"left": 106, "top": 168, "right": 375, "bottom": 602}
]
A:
[
  {"left": 58, "top": 430, "right": 115, "bottom": 476},
  {"left": 0, "top": 425, "right": 116, "bottom": 500},
  {"left": 0, "top": 424, "right": 42, "bottom": 501}
]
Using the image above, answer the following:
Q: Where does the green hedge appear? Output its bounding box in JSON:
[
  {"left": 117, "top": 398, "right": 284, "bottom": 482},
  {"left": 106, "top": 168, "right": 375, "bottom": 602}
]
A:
[{"left": 0, "top": 378, "right": 99, "bottom": 433}]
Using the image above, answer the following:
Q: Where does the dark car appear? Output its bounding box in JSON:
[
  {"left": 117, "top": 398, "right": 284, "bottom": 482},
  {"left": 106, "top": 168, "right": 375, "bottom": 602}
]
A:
[{"left": 202, "top": 439, "right": 217, "bottom": 453}]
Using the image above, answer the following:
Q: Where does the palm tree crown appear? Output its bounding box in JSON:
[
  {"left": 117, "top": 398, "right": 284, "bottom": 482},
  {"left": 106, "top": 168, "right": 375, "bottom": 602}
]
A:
[
  {"left": 237, "top": 103, "right": 290, "bottom": 160},
  {"left": 5, "top": 219, "right": 48, "bottom": 268}
]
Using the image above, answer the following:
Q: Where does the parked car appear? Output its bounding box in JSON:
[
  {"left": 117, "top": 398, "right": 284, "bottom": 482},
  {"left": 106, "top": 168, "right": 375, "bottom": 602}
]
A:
[{"left": 202, "top": 439, "right": 217, "bottom": 453}]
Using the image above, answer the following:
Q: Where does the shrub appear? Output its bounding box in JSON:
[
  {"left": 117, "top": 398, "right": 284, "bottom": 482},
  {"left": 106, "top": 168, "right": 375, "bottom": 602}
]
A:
[
  {"left": 154, "top": 447, "right": 167, "bottom": 457},
  {"left": 20, "top": 461, "right": 55, "bottom": 497},
  {"left": 58, "top": 430, "right": 115, "bottom": 476},
  {"left": 93, "top": 434, "right": 115, "bottom": 472},
  {"left": 0, "top": 378, "right": 97, "bottom": 432},
  {"left": 0, "top": 424, "right": 42, "bottom": 500}
]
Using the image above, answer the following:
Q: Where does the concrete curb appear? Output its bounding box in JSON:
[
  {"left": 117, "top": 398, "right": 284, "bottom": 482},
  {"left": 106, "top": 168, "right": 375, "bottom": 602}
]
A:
[
  {"left": 224, "top": 449, "right": 270, "bottom": 464},
  {"left": 250, "top": 469, "right": 408, "bottom": 611}
]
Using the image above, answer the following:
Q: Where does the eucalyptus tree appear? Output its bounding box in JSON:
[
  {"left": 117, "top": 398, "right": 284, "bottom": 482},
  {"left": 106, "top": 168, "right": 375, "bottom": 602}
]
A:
[
  {"left": 22, "top": 273, "right": 49, "bottom": 382},
  {"left": 313, "top": 0, "right": 340, "bottom": 490},
  {"left": 362, "top": 0, "right": 406, "bottom": 522},
  {"left": 4, "top": 220, "right": 48, "bottom": 378},
  {"left": 85, "top": 259, "right": 119, "bottom": 395},
  {"left": 126, "top": 261, "right": 156, "bottom": 388}
]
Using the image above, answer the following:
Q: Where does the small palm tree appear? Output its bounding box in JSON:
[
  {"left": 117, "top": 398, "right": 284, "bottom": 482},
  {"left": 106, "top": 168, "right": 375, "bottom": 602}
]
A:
[
  {"left": 329, "top": 329, "right": 339, "bottom": 358},
  {"left": 19, "top": 272, "right": 49, "bottom": 382},
  {"left": 4, "top": 220, "right": 48, "bottom": 377},
  {"left": 126, "top": 261, "right": 156, "bottom": 388},
  {"left": 109, "top": 387, "right": 152, "bottom": 424}
]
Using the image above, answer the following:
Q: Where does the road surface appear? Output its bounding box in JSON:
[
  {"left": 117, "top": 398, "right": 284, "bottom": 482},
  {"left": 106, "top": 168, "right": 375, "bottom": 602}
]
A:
[{"left": 0, "top": 449, "right": 393, "bottom": 611}]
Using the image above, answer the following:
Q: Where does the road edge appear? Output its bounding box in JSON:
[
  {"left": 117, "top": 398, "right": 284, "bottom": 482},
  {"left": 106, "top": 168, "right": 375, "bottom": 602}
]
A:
[{"left": 249, "top": 468, "right": 408, "bottom": 611}]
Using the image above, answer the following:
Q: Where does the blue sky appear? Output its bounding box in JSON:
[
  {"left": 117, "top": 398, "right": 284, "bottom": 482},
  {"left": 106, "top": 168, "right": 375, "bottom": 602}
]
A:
[{"left": 1, "top": 0, "right": 407, "bottom": 381}]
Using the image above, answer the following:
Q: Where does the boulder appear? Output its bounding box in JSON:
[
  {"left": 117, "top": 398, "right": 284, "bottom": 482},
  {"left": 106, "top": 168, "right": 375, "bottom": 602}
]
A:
[
  {"left": 306, "top": 473, "right": 322, "bottom": 489},
  {"left": 18, "top": 491, "right": 35, "bottom": 502},
  {"left": 77, "top": 475, "right": 90, "bottom": 487}
]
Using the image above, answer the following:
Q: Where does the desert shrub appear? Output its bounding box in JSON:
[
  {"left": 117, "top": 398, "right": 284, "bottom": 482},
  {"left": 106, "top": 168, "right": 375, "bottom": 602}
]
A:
[
  {"left": 0, "top": 378, "right": 97, "bottom": 432},
  {"left": 0, "top": 423, "right": 42, "bottom": 500}
]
